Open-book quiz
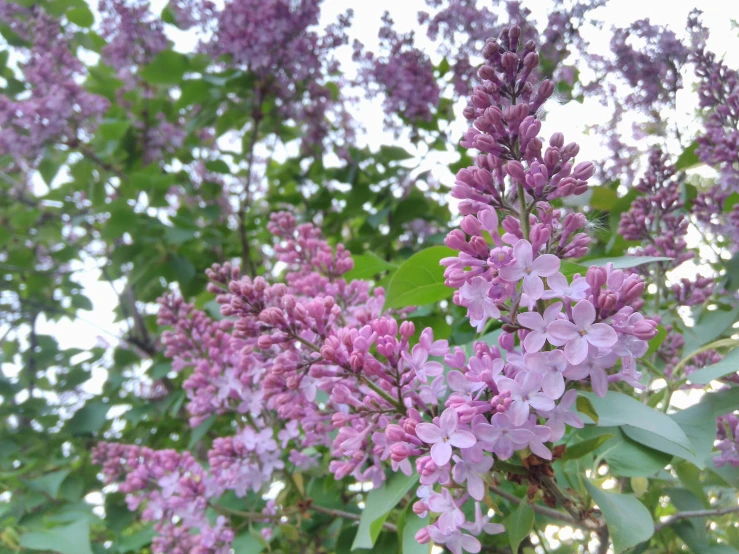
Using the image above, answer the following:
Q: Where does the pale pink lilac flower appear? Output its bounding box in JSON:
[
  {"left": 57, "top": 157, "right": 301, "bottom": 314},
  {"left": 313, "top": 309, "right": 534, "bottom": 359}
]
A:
[
  {"left": 499, "top": 239, "right": 560, "bottom": 300},
  {"left": 415, "top": 408, "right": 477, "bottom": 466},
  {"left": 538, "top": 390, "right": 584, "bottom": 441},
  {"left": 472, "top": 413, "right": 533, "bottom": 460},
  {"left": 542, "top": 272, "right": 590, "bottom": 300},
  {"left": 547, "top": 299, "right": 618, "bottom": 365},
  {"left": 458, "top": 276, "right": 501, "bottom": 331},
  {"left": 517, "top": 302, "right": 562, "bottom": 353},
  {"left": 495, "top": 372, "right": 556, "bottom": 425}
]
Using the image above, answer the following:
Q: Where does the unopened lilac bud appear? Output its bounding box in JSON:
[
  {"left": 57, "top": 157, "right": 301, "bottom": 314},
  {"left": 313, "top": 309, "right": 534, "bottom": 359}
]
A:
[
  {"left": 599, "top": 292, "right": 617, "bottom": 312},
  {"left": 403, "top": 417, "right": 418, "bottom": 435},
  {"left": 257, "top": 335, "right": 273, "bottom": 349},
  {"left": 332, "top": 412, "right": 347, "bottom": 427},
  {"left": 253, "top": 276, "right": 267, "bottom": 291},
  {"left": 633, "top": 320, "right": 658, "bottom": 340},
  {"left": 508, "top": 25, "right": 521, "bottom": 50},
  {"left": 399, "top": 320, "right": 415, "bottom": 339},
  {"left": 523, "top": 52, "right": 539, "bottom": 70},
  {"left": 586, "top": 266, "right": 607, "bottom": 290},
  {"left": 550, "top": 132, "right": 564, "bottom": 147},
  {"left": 482, "top": 41, "right": 499, "bottom": 60},
  {"left": 499, "top": 332, "right": 515, "bottom": 352},
  {"left": 573, "top": 161, "right": 595, "bottom": 181},
  {"left": 478, "top": 65, "right": 496, "bottom": 81},
  {"left": 463, "top": 104, "right": 476, "bottom": 120},
  {"left": 386, "top": 424, "right": 406, "bottom": 442},
  {"left": 461, "top": 214, "right": 483, "bottom": 236},
  {"left": 623, "top": 279, "right": 645, "bottom": 301},
  {"left": 531, "top": 80, "right": 554, "bottom": 111},
  {"left": 415, "top": 528, "right": 431, "bottom": 544},
  {"left": 390, "top": 443, "right": 411, "bottom": 462},
  {"left": 412, "top": 501, "right": 428, "bottom": 516},
  {"left": 506, "top": 160, "right": 526, "bottom": 184},
  {"left": 501, "top": 52, "right": 519, "bottom": 76}
]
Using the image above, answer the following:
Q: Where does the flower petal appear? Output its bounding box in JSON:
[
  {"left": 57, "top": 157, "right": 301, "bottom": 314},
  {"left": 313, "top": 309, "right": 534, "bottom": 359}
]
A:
[
  {"left": 586, "top": 323, "right": 618, "bottom": 348},
  {"left": 523, "top": 331, "right": 546, "bottom": 353},
  {"left": 572, "top": 299, "right": 596, "bottom": 328},
  {"left": 415, "top": 423, "right": 443, "bottom": 444},
  {"left": 449, "top": 430, "right": 477, "bottom": 449},
  {"left": 518, "top": 311, "right": 545, "bottom": 332},
  {"left": 523, "top": 273, "right": 544, "bottom": 300},
  {"left": 512, "top": 239, "right": 534, "bottom": 267},
  {"left": 564, "top": 335, "right": 588, "bottom": 365},
  {"left": 531, "top": 254, "right": 560, "bottom": 277},
  {"left": 439, "top": 407, "right": 459, "bottom": 435},
  {"left": 590, "top": 367, "right": 609, "bottom": 398},
  {"left": 542, "top": 372, "right": 565, "bottom": 400},
  {"left": 430, "top": 441, "right": 453, "bottom": 466},
  {"left": 422, "top": 361, "right": 444, "bottom": 377},
  {"left": 547, "top": 320, "right": 579, "bottom": 341}
]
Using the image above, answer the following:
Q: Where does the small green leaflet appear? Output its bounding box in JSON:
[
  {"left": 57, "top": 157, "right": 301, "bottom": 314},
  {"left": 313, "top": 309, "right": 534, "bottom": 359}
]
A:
[
  {"left": 508, "top": 501, "right": 534, "bottom": 553},
  {"left": 383, "top": 246, "right": 455, "bottom": 310},
  {"left": 585, "top": 482, "right": 653, "bottom": 553},
  {"left": 352, "top": 472, "right": 418, "bottom": 549}
]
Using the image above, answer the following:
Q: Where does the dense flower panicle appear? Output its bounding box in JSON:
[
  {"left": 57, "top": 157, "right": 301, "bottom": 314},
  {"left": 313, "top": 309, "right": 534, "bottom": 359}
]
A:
[
  {"left": 716, "top": 414, "right": 739, "bottom": 467},
  {"left": 618, "top": 148, "right": 693, "bottom": 266},
  {"left": 91, "top": 443, "right": 234, "bottom": 554},
  {"left": 0, "top": 10, "right": 109, "bottom": 165},
  {"left": 353, "top": 12, "right": 440, "bottom": 125},
  {"left": 206, "top": 0, "right": 354, "bottom": 152},
  {"left": 693, "top": 188, "right": 739, "bottom": 253},
  {"left": 692, "top": 43, "right": 739, "bottom": 191},
  {"left": 99, "top": 0, "right": 168, "bottom": 77},
  {"left": 96, "top": 26, "right": 660, "bottom": 554}
]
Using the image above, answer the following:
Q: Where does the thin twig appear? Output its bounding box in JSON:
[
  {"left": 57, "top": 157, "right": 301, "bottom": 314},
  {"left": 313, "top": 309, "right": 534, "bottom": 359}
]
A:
[
  {"left": 654, "top": 505, "right": 739, "bottom": 533},
  {"left": 310, "top": 504, "right": 397, "bottom": 532},
  {"left": 488, "top": 485, "right": 587, "bottom": 529}
]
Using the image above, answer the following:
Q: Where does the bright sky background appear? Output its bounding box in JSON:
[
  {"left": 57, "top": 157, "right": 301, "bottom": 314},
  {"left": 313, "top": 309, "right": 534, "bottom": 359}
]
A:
[{"left": 27, "top": 0, "right": 739, "bottom": 400}]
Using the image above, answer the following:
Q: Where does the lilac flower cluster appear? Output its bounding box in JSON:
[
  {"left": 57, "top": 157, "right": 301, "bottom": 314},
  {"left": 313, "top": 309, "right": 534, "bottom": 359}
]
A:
[
  {"left": 99, "top": 0, "right": 168, "bottom": 81},
  {"left": 93, "top": 27, "right": 661, "bottom": 554},
  {"left": 715, "top": 414, "right": 739, "bottom": 467},
  {"left": 692, "top": 43, "right": 739, "bottom": 191},
  {"left": 618, "top": 149, "right": 693, "bottom": 266},
  {"left": 353, "top": 12, "right": 440, "bottom": 124},
  {"left": 92, "top": 444, "right": 234, "bottom": 554},
  {"left": 206, "top": 0, "right": 354, "bottom": 152},
  {"left": 693, "top": 188, "right": 739, "bottom": 253},
  {"left": 0, "top": 9, "right": 109, "bottom": 166}
]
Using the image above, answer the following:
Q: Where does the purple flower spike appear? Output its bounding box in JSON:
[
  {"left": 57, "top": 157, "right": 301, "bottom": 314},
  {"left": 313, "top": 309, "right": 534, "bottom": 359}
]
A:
[
  {"left": 546, "top": 299, "right": 618, "bottom": 365},
  {"left": 499, "top": 239, "right": 560, "bottom": 300},
  {"left": 415, "top": 408, "right": 477, "bottom": 466}
]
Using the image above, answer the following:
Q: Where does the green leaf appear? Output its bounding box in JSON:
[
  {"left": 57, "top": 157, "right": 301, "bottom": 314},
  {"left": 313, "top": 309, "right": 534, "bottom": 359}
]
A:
[
  {"left": 118, "top": 526, "right": 156, "bottom": 553},
  {"left": 344, "top": 252, "right": 397, "bottom": 281},
  {"left": 65, "top": 400, "right": 109, "bottom": 435},
  {"left": 20, "top": 520, "right": 93, "bottom": 554},
  {"left": 576, "top": 394, "right": 598, "bottom": 424},
  {"left": 687, "top": 348, "right": 739, "bottom": 385},
  {"left": 508, "top": 501, "right": 534, "bottom": 553},
  {"left": 352, "top": 472, "right": 418, "bottom": 549},
  {"left": 584, "top": 482, "right": 653, "bottom": 553},
  {"left": 231, "top": 531, "right": 265, "bottom": 554},
  {"left": 188, "top": 414, "right": 217, "bottom": 449},
  {"left": 140, "top": 50, "right": 189, "bottom": 85},
  {"left": 621, "top": 425, "right": 697, "bottom": 465},
  {"left": 582, "top": 391, "right": 692, "bottom": 453},
  {"left": 169, "top": 253, "right": 196, "bottom": 285},
  {"left": 675, "top": 140, "right": 700, "bottom": 171},
  {"left": 66, "top": 6, "right": 94, "bottom": 27},
  {"left": 671, "top": 402, "right": 720, "bottom": 468},
  {"left": 27, "top": 470, "right": 70, "bottom": 499},
  {"left": 383, "top": 246, "right": 455, "bottom": 310},
  {"left": 682, "top": 305, "right": 739, "bottom": 355},
  {"left": 379, "top": 145, "right": 414, "bottom": 161},
  {"left": 562, "top": 434, "right": 614, "bottom": 461},
  {"left": 646, "top": 325, "right": 667, "bottom": 356},
  {"left": 560, "top": 260, "right": 588, "bottom": 278},
  {"left": 604, "top": 434, "right": 673, "bottom": 477},
  {"left": 583, "top": 256, "right": 671, "bottom": 269},
  {"left": 98, "top": 120, "right": 130, "bottom": 141},
  {"left": 401, "top": 513, "right": 429, "bottom": 554}
]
